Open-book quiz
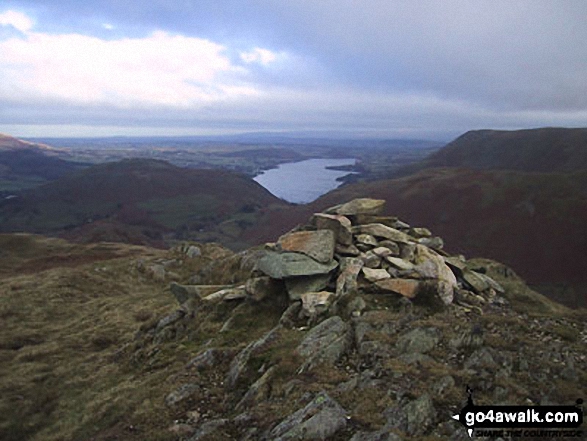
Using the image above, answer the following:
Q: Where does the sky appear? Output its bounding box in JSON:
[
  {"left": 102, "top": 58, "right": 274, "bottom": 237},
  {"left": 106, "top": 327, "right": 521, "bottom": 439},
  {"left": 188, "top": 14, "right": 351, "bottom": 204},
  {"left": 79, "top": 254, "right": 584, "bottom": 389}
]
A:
[{"left": 0, "top": 0, "right": 586, "bottom": 140}]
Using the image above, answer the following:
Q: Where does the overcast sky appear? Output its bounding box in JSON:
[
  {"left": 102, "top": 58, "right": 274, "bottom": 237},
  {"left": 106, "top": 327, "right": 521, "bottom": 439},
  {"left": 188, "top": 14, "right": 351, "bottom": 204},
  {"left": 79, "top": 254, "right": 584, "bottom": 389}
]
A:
[{"left": 0, "top": 1, "right": 586, "bottom": 139}]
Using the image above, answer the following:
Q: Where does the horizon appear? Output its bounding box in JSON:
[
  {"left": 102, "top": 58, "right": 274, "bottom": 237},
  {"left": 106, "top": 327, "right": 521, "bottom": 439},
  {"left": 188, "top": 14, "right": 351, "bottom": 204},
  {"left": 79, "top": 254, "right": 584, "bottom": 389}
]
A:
[{"left": 1, "top": 1, "right": 586, "bottom": 138}]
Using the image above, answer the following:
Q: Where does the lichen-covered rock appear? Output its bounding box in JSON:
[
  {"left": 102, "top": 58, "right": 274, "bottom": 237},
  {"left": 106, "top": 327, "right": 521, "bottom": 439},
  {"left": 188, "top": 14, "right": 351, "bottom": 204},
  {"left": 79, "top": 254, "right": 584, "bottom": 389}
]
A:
[
  {"left": 300, "top": 291, "right": 335, "bottom": 317},
  {"left": 336, "top": 257, "right": 364, "bottom": 297},
  {"left": 312, "top": 213, "right": 353, "bottom": 245},
  {"left": 256, "top": 251, "right": 338, "bottom": 279},
  {"left": 278, "top": 229, "right": 335, "bottom": 264},
  {"left": 325, "top": 198, "right": 386, "bottom": 216},
  {"left": 297, "top": 316, "right": 351, "bottom": 372},
  {"left": 375, "top": 278, "right": 422, "bottom": 298},
  {"left": 352, "top": 223, "right": 413, "bottom": 244},
  {"left": 267, "top": 391, "right": 347, "bottom": 440},
  {"left": 362, "top": 267, "right": 390, "bottom": 282},
  {"left": 396, "top": 327, "right": 441, "bottom": 354}
]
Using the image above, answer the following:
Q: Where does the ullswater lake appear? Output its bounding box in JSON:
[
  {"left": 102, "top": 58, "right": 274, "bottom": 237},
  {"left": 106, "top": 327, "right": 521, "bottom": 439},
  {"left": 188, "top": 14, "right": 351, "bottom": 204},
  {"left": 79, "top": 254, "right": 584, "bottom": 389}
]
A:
[{"left": 253, "top": 158, "right": 356, "bottom": 204}]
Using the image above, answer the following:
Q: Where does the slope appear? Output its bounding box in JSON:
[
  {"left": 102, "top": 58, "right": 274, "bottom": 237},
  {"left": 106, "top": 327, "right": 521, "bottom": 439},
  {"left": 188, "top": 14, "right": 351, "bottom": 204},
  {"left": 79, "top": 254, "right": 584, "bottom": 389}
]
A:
[{"left": 0, "top": 158, "right": 287, "bottom": 247}]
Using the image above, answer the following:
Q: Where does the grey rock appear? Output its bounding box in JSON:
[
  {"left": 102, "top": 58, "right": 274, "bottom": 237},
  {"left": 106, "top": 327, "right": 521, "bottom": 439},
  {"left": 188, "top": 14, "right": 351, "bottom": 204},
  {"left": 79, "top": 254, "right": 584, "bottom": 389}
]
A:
[
  {"left": 432, "top": 375, "right": 456, "bottom": 397},
  {"left": 399, "top": 242, "right": 416, "bottom": 261},
  {"left": 279, "top": 301, "right": 302, "bottom": 327},
  {"left": 413, "top": 245, "right": 456, "bottom": 304},
  {"left": 226, "top": 325, "right": 282, "bottom": 387},
  {"left": 346, "top": 296, "right": 367, "bottom": 316},
  {"left": 352, "top": 223, "right": 413, "bottom": 244},
  {"left": 256, "top": 251, "right": 338, "bottom": 279},
  {"left": 312, "top": 213, "right": 353, "bottom": 245},
  {"left": 396, "top": 327, "right": 440, "bottom": 354},
  {"left": 356, "top": 233, "right": 379, "bottom": 247},
  {"left": 236, "top": 365, "right": 276, "bottom": 411},
  {"left": 409, "top": 227, "right": 432, "bottom": 238},
  {"left": 362, "top": 267, "right": 390, "bottom": 282},
  {"left": 325, "top": 198, "right": 386, "bottom": 216},
  {"left": 185, "top": 245, "right": 201, "bottom": 258},
  {"left": 165, "top": 383, "right": 199, "bottom": 407},
  {"left": 385, "top": 256, "right": 415, "bottom": 271},
  {"left": 285, "top": 274, "right": 331, "bottom": 301},
  {"left": 186, "top": 348, "right": 227, "bottom": 370},
  {"left": 379, "top": 240, "right": 401, "bottom": 255},
  {"left": 335, "top": 242, "right": 361, "bottom": 256},
  {"left": 278, "top": 229, "right": 335, "bottom": 264},
  {"left": 385, "top": 393, "right": 437, "bottom": 436},
  {"left": 418, "top": 236, "right": 444, "bottom": 250},
  {"left": 336, "top": 257, "right": 364, "bottom": 297},
  {"left": 297, "top": 316, "right": 352, "bottom": 372},
  {"left": 267, "top": 391, "right": 347, "bottom": 440},
  {"left": 464, "top": 347, "right": 499, "bottom": 371},
  {"left": 300, "top": 291, "right": 335, "bottom": 317},
  {"left": 156, "top": 309, "right": 185, "bottom": 332},
  {"left": 361, "top": 250, "right": 382, "bottom": 269}
]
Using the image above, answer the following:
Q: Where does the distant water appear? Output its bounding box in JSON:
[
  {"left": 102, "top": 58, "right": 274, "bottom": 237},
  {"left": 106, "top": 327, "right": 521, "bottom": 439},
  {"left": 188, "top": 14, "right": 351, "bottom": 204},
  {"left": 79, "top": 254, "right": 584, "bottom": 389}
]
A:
[{"left": 253, "top": 158, "right": 356, "bottom": 204}]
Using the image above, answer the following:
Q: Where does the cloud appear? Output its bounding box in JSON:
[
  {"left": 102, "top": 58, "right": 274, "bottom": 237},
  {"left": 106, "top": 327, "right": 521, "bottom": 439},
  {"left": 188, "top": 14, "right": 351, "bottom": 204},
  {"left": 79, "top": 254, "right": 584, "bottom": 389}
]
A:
[
  {"left": 240, "top": 47, "right": 277, "bottom": 65},
  {"left": 0, "top": 11, "right": 269, "bottom": 108},
  {"left": 0, "top": 9, "right": 34, "bottom": 32}
]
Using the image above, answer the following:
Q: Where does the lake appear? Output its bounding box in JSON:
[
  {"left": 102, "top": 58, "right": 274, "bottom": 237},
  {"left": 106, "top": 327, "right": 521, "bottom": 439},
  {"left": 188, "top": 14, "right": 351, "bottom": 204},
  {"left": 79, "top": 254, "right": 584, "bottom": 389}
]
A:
[{"left": 253, "top": 158, "right": 356, "bottom": 204}]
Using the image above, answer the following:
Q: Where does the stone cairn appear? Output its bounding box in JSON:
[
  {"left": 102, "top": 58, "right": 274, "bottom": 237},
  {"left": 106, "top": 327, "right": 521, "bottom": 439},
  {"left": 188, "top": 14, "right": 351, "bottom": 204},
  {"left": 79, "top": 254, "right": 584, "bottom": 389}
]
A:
[{"left": 170, "top": 198, "right": 505, "bottom": 319}]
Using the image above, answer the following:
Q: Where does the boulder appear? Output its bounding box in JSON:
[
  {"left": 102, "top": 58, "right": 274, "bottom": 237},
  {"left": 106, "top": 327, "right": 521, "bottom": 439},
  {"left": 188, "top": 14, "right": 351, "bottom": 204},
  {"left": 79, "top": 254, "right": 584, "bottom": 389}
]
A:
[
  {"left": 297, "top": 316, "right": 352, "bottom": 372},
  {"left": 413, "top": 245, "right": 456, "bottom": 304},
  {"left": 325, "top": 198, "right": 385, "bottom": 216},
  {"left": 418, "top": 236, "right": 444, "bottom": 250},
  {"left": 355, "top": 234, "right": 379, "bottom": 247},
  {"left": 267, "top": 391, "right": 347, "bottom": 440},
  {"left": 336, "top": 257, "right": 364, "bottom": 297},
  {"left": 396, "top": 327, "right": 441, "bottom": 354},
  {"left": 311, "top": 213, "right": 353, "bottom": 245},
  {"left": 278, "top": 230, "right": 335, "bottom": 264},
  {"left": 385, "top": 256, "right": 415, "bottom": 271},
  {"left": 300, "top": 291, "right": 335, "bottom": 316},
  {"left": 360, "top": 250, "right": 382, "bottom": 269},
  {"left": 362, "top": 267, "right": 391, "bottom": 282},
  {"left": 256, "top": 251, "right": 338, "bottom": 279},
  {"left": 245, "top": 276, "right": 283, "bottom": 302},
  {"left": 375, "top": 279, "right": 422, "bottom": 299},
  {"left": 409, "top": 227, "right": 432, "bottom": 238},
  {"left": 352, "top": 224, "right": 413, "bottom": 244},
  {"left": 335, "top": 242, "right": 361, "bottom": 256}
]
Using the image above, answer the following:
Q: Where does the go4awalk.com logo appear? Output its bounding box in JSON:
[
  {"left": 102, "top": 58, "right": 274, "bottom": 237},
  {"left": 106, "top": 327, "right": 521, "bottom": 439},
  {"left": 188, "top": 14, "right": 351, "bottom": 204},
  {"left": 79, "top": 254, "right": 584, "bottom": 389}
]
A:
[{"left": 452, "top": 387, "right": 584, "bottom": 438}]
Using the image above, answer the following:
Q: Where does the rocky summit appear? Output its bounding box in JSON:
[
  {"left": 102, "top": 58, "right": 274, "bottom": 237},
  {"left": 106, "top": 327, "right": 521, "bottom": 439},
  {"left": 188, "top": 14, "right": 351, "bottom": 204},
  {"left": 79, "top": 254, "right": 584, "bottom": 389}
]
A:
[
  {"left": 2, "top": 198, "right": 585, "bottom": 441},
  {"left": 126, "top": 198, "right": 586, "bottom": 440}
]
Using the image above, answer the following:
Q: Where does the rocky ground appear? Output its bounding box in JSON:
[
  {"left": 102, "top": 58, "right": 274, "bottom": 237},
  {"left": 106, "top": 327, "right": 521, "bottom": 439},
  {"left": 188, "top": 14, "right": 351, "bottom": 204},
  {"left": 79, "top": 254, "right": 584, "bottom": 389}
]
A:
[
  {"left": 128, "top": 199, "right": 587, "bottom": 440},
  {"left": 1, "top": 198, "right": 585, "bottom": 440}
]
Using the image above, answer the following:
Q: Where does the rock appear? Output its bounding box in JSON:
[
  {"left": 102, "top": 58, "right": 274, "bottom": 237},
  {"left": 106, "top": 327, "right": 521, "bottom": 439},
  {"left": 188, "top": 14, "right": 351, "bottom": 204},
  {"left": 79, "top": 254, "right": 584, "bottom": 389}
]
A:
[
  {"left": 245, "top": 276, "right": 283, "bottom": 302},
  {"left": 279, "top": 301, "right": 302, "bottom": 327},
  {"left": 156, "top": 309, "right": 185, "bottom": 332},
  {"left": 450, "top": 324, "right": 484, "bottom": 350},
  {"left": 385, "top": 256, "right": 415, "bottom": 271},
  {"left": 285, "top": 274, "right": 331, "bottom": 301},
  {"left": 356, "top": 234, "right": 379, "bottom": 247},
  {"left": 335, "top": 242, "right": 361, "bottom": 256},
  {"left": 300, "top": 291, "right": 335, "bottom": 316},
  {"left": 444, "top": 256, "right": 467, "bottom": 275},
  {"left": 203, "top": 285, "right": 246, "bottom": 302},
  {"left": 375, "top": 279, "right": 422, "bottom": 299},
  {"left": 267, "top": 391, "right": 347, "bottom": 440},
  {"left": 185, "top": 245, "right": 201, "bottom": 258},
  {"left": 396, "top": 327, "right": 440, "bottom": 354},
  {"left": 336, "top": 257, "right": 364, "bottom": 297},
  {"left": 362, "top": 267, "right": 390, "bottom": 282},
  {"left": 256, "top": 251, "right": 338, "bottom": 279},
  {"left": 325, "top": 198, "right": 386, "bottom": 216},
  {"left": 278, "top": 230, "right": 335, "bottom": 264},
  {"left": 371, "top": 246, "right": 393, "bottom": 258},
  {"left": 352, "top": 223, "right": 413, "bottom": 244},
  {"left": 236, "top": 365, "right": 276, "bottom": 411},
  {"left": 461, "top": 269, "right": 490, "bottom": 293},
  {"left": 346, "top": 296, "right": 367, "bottom": 316},
  {"left": 312, "top": 213, "right": 353, "bottom": 245},
  {"left": 186, "top": 348, "right": 226, "bottom": 370},
  {"left": 464, "top": 347, "right": 499, "bottom": 371},
  {"left": 297, "top": 316, "right": 351, "bottom": 372},
  {"left": 409, "top": 227, "right": 432, "bottom": 238},
  {"left": 378, "top": 240, "right": 401, "bottom": 255},
  {"left": 147, "top": 264, "right": 166, "bottom": 281},
  {"left": 399, "top": 242, "right": 416, "bottom": 260},
  {"left": 165, "top": 383, "right": 199, "bottom": 407},
  {"left": 226, "top": 325, "right": 282, "bottom": 387},
  {"left": 418, "top": 236, "right": 444, "bottom": 250},
  {"left": 169, "top": 282, "right": 201, "bottom": 305},
  {"left": 385, "top": 393, "right": 437, "bottom": 437},
  {"left": 360, "top": 250, "right": 382, "bottom": 269},
  {"left": 413, "top": 245, "right": 456, "bottom": 304}
]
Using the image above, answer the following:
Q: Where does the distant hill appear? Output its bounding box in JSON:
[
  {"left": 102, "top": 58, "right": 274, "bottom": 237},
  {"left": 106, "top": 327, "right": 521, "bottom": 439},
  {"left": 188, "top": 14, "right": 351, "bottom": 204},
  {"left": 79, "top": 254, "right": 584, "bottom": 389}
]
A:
[
  {"left": 423, "top": 127, "right": 587, "bottom": 172},
  {"left": 0, "top": 158, "right": 287, "bottom": 247},
  {"left": 0, "top": 133, "right": 84, "bottom": 190}
]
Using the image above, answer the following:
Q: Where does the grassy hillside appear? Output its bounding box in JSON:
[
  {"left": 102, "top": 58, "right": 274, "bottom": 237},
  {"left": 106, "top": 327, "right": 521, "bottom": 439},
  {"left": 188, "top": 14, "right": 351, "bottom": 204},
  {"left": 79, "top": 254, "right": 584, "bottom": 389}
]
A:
[
  {"left": 423, "top": 127, "right": 587, "bottom": 172},
  {"left": 0, "top": 158, "right": 287, "bottom": 248}
]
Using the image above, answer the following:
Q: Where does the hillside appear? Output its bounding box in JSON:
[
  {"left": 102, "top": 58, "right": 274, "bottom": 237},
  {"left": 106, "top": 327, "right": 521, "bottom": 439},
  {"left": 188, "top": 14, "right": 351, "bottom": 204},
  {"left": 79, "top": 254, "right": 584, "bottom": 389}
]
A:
[
  {"left": 0, "top": 158, "right": 287, "bottom": 248},
  {"left": 0, "top": 199, "right": 584, "bottom": 440},
  {"left": 422, "top": 128, "right": 587, "bottom": 173},
  {"left": 0, "top": 133, "right": 83, "bottom": 190}
]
